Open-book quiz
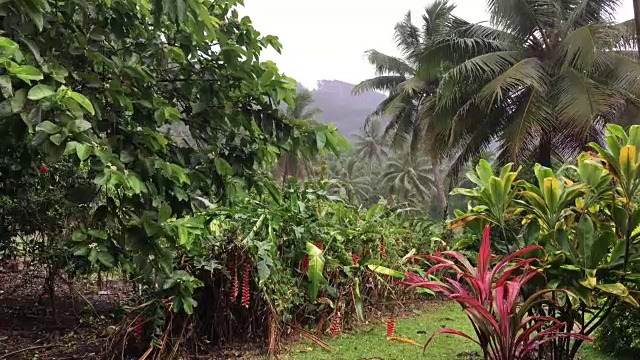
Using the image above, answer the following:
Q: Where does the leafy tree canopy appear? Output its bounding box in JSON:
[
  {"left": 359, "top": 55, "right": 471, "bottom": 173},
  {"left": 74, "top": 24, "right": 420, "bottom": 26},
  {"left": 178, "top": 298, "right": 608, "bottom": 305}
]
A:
[{"left": 0, "top": 0, "right": 345, "bottom": 311}]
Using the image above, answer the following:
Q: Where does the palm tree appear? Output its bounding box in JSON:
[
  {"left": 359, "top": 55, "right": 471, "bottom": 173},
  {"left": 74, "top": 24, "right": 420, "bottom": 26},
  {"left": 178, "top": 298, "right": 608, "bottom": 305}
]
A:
[
  {"left": 418, "top": 0, "right": 640, "bottom": 176},
  {"left": 353, "top": 117, "right": 388, "bottom": 163},
  {"left": 380, "top": 152, "right": 434, "bottom": 205},
  {"left": 352, "top": 0, "right": 456, "bottom": 150},
  {"left": 634, "top": 0, "right": 640, "bottom": 56},
  {"left": 327, "top": 153, "right": 374, "bottom": 203},
  {"left": 284, "top": 88, "right": 322, "bottom": 120},
  {"left": 353, "top": 1, "right": 458, "bottom": 214},
  {"left": 275, "top": 89, "right": 323, "bottom": 184}
]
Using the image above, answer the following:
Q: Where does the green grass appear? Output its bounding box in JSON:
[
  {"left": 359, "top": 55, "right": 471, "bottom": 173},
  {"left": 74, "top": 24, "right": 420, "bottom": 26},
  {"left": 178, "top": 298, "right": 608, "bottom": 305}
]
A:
[{"left": 282, "top": 302, "right": 613, "bottom": 360}]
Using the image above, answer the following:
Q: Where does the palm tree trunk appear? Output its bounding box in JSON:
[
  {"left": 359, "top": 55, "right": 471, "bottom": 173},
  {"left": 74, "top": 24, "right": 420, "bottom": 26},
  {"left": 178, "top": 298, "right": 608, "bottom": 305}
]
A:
[
  {"left": 635, "top": 0, "right": 640, "bottom": 57},
  {"left": 432, "top": 161, "right": 447, "bottom": 216},
  {"left": 537, "top": 137, "right": 552, "bottom": 167}
]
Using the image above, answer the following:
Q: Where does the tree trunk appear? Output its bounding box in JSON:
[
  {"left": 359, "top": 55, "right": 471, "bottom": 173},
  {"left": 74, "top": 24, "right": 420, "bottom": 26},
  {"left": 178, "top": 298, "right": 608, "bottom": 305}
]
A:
[
  {"left": 432, "top": 161, "right": 447, "bottom": 216},
  {"left": 537, "top": 138, "right": 552, "bottom": 167},
  {"left": 635, "top": 0, "right": 640, "bottom": 57}
]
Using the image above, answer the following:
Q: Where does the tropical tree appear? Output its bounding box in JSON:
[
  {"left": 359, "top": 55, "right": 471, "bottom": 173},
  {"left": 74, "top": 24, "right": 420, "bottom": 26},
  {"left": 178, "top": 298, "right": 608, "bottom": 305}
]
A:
[
  {"left": 276, "top": 89, "right": 324, "bottom": 184},
  {"left": 353, "top": 117, "right": 388, "bottom": 163},
  {"left": 419, "top": 0, "right": 640, "bottom": 176},
  {"left": 353, "top": 0, "right": 458, "bottom": 214},
  {"left": 380, "top": 152, "right": 434, "bottom": 205},
  {"left": 327, "top": 152, "right": 374, "bottom": 203},
  {"left": 284, "top": 88, "right": 322, "bottom": 120},
  {"left": 353, "top": 0, "right": 455, "bottom": 149}
]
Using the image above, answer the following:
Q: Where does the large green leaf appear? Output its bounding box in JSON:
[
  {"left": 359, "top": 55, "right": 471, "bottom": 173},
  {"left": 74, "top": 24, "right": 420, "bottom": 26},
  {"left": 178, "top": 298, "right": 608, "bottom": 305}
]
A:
[
  {"left": 35, "top": 120, "right": 61, "bottom": 134},
  {"left": 67, "top": 91, "right": 95, "bottom": 115},
  {"left": 367, "top": 263, "right": 405, "bottom": 278},
  {"left": 306, "top": 242, "right": 325, "bottom": 302},
  {"left": 577, "top": 215, "right": 595, "bottom": 268},
  {"left": 353, "top": 277, "right": 364, "bottom": 321},
  {"left": 597, "top": 283, "right": 629, "bottom": 297},
  {"left": 27, "top": 84, "right": 55, "bottom": 100}
]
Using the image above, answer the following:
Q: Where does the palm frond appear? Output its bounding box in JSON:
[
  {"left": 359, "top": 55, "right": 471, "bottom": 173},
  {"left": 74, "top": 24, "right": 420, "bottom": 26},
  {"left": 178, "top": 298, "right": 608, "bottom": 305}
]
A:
[
  {"left": 363, "top": 49, "right": 415, "bottom": 76},
  {"left": 563, "top": 0, "right": 622, "bottom": 29},
  {"left": 478, "top": 57, "right": 547, "bottom": 109},
  {"left": 421, "top": 0, "right": 457, "bottom": 40},
  {"left": 394, "top": 11, "right": 421, "bottom": 57},
  {"left": 499, "top": 89, "right": 553, "bottom": 163},
  {"left": 353, "top": 76, "right": 406, "bottom": 94},
  {"left": 553, "top": 69, "right": 624, "bottom": 140},
  {"left": 486, "top": 0, "right": 556, "bottom": 40}
]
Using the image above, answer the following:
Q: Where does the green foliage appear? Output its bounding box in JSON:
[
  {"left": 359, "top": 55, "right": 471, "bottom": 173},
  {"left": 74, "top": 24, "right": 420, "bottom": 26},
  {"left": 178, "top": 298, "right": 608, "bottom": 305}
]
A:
[
  {"left": 448, "top": 124, "right": 640, "bottom": 359},
  {"left": 596, "top": 301, "right": 640, "bottom": 358}
]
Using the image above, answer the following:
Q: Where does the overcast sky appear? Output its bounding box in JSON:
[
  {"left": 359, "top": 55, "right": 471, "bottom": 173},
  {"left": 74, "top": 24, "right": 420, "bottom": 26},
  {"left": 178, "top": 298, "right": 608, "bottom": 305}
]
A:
[{"left": 242, "top": 0, "right": 635, "bottom": 89}]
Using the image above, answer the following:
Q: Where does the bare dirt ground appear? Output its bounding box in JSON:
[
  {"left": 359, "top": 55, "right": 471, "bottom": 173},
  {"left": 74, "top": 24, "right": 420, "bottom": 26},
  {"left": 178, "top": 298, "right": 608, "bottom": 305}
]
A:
[{"left": 0, "top": 265, "right": 134, "bottom": 359}]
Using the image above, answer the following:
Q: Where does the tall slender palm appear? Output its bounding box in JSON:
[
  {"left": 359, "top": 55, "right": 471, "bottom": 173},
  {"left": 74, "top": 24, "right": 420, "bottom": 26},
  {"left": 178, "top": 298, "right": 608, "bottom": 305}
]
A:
[
  {"left": 380, "top": 152, "right": 434, "bottom": 205},
  {"left": 353, "top": 0, "right": 455, "bottom": 150},
  {"left": 353, "top": 117, "right": 388, "bottom": 163},
  {"left": 276, "top": 89, "right": 323, "bottom": 184},
  {"left": 354, "top": 0, "right": 459, "bottom": 214},
  {"left": 419, "top": 0, "right": 640, "bottom": 176}
]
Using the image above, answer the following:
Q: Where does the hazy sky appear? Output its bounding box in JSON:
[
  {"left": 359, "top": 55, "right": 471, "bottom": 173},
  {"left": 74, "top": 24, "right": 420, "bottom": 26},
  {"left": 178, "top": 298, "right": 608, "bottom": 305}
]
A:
[{"left": 242, "top": 0, "right": 635, "bottom": 89}]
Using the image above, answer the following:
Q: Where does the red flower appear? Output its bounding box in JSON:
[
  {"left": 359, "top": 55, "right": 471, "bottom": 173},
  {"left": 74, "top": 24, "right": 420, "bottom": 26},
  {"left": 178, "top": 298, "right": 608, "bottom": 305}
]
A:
[
  {"left": 386, "top": 315, "right": 395, "bottom": 338},
  {"left": 330, "top": 311, "right": 342, "bottom": 337},
  {"left": 241, "top": 263, "right": 250, "bottom": 308},
  {"left": 316, "top": 241, "right": 324, "bottom": 250},
  {"left": 352, "top": 254, "right": 359, "bottom": 266},
  {"left": 39, "top": 164, "right": 49, "bottom": 174},
  {"left": 379, "top": 241, "right": 386, "bottom": 258},
  {"left": 133, "top": 317, "right": 143, "bottom": 341},
  {"left": 301, "top": 255, "right": 310, "bottom": 273},
  {"left": 230, "top": 270, "right": 238, "bottom": 303}
]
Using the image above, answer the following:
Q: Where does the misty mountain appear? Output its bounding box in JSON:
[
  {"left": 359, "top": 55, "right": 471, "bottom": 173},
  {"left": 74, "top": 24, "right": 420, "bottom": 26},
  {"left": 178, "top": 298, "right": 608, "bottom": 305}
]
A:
[{"left": 300, "top": 80, "right": 386, "bottom": 137}]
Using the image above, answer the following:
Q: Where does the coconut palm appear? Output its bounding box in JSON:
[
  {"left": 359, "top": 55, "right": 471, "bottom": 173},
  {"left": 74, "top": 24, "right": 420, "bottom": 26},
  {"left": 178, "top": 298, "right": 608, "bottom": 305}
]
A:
[
  {"left": 327, "top": 153, "right": 375, "bottom": 203},
  {"left": 352, "top": 0, "right": 456, "bottom": 150},
  {"left": 284, "top": 88, "right": 322, "bottom": 120},
  {"left": 418, "top": 0, "right": 640, "bottom": 176},
  {"left": 353, "top": 117, "right": 388, "bottom": 163},
  {"left": 380, "top": 152, "right": 434, "bottom": 204},
  {"left": 275, "top": 89, "right": 323, "bottom": 184}
]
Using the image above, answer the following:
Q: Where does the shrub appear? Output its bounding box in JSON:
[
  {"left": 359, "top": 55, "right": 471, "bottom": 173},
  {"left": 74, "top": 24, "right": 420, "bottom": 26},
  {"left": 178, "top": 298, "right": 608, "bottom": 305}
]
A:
[
  {"left": 401, "top": 225, "right": 591, "bottom": 360},
  {"left": 596, "top": 302, "right": 640, "bottom": 358}
]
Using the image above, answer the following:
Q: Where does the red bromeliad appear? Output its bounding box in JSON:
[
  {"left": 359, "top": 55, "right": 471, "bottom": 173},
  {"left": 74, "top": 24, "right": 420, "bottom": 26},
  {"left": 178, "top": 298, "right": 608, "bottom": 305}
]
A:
[
  {"left": 301, "top": 255, "right": 310, "bottom": 273},
  {"left": 400, "top": 225, "right": 591, "bottom": 359},
  {"left": 241, "top": 263, "right": 250, "bottom": 308},
  {"left": 316, "top": 241, "right": 324, "bottom": 250},
  {"left": 379, "top": 241, "right": 386, "bottom": 258},
  {"left": 352, "top": 254, "right": 359, "bottom": 266}
]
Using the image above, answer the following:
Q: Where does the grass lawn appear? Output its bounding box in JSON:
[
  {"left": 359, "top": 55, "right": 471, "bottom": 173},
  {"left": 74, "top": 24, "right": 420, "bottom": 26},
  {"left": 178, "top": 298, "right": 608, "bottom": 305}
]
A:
[{"left": 281, "top": 302, "right": 613, "bottom": 360}]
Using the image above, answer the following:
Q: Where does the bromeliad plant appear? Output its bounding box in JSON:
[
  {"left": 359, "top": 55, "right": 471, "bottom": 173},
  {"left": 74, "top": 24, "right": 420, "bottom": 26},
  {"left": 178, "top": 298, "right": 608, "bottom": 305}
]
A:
[{"left": 401, "top": 225, "right": 590, "bottom": 360}]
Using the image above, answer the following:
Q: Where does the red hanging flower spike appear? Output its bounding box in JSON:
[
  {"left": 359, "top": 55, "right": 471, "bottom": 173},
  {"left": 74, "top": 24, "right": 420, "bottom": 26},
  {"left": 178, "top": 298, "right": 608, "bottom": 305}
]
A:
[
  {"left": 316, "top": 241, "right": 324, "bottom": 250},
  {"left": 133, "top": 317, "right": 143, "bottom": 341},
  {"left": 230, "top": 269, "right": 238, "bottom": 303},
  {"left": 241, "top": 263, "right": 250, "bottom": 308},
  {"left": 301, "top": 255, "right": 310, "bottom": 273},
  {"left": 352, "top": 254, "right": 359, "bottom": 266},
  {"left": 39, "top": 164, "right": 49, "bottom": 174},
  {"left": 386, "top": 315, "right": 395, "bottom": 338},
  {"left": 330, "top": 311, "right": 342, "bottom": 337},
  {"left": 379, "top": 241, "right": 386, "bottom": 258}
]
